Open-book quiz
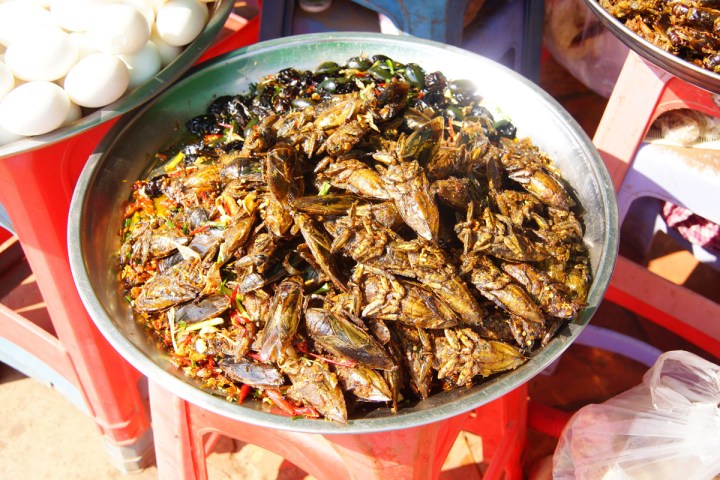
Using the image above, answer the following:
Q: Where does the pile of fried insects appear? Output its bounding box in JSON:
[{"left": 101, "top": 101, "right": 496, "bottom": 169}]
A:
[
  {"left": 118, "top": 54, "right": 591, "bottom": 423},
  {"left": 600, "top": 0, "right": 720, "bottom": 72}
]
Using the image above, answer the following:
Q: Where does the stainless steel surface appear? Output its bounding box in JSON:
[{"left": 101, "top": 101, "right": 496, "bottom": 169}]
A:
[
  {"left": 0, "top": 0, "right": 234, "bottom": 159},
  {"left": 583, "top": 0, "right": 720, "bottom": 93},
  {"left": 68, "top": 32, "right": 619, "bottom": 434}
]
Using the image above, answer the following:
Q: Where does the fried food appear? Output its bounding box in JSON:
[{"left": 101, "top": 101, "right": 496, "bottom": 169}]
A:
[{"left": 118, "top": 54, "right": 591, "bottom": 422}]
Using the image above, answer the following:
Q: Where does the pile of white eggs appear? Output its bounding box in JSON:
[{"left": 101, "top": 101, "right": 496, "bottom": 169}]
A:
[{"left": 0, "top": 0, "right": 212, "bottom": 145}]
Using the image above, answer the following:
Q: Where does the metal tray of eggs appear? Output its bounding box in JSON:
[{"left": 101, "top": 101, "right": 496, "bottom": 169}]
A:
[{"left": 0, "top": 0, "right": 234, "bottom": 155}]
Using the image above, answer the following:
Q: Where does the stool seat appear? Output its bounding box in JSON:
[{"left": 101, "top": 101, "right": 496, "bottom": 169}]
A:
[
  {"left": 617, "top": 142, "right": 720, "bottom": 228},
  {"left": 619, "top": 142, "right": 720, "bottom": 269}
]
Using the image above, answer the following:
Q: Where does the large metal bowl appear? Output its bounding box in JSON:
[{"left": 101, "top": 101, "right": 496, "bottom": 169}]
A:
[
  {"left": 68, "top": 32, "right": 619, "bottom": 434},
  {"left": 0, "top": 0, "right": 233, "bottom": 158},
  {"left": 583, "top": 0, "right": 720, "bottom": 94}
]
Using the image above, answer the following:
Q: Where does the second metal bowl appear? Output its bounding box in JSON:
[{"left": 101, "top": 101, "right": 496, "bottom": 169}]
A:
[{"left": 583, "top": 0, "right": 720, "bottom": 94}]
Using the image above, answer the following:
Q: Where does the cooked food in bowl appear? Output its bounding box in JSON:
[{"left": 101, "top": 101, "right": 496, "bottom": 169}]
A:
[
  {"left": 598, "top": 0, "right": 720, "bottom": 73},
  {"left": 117, "top": 54, "right": 591, "bottom": 423}
]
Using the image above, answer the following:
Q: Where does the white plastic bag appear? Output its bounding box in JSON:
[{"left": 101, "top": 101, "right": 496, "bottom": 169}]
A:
[
  {"left": 553, "top": 350, "right": 720, "bottom": 479},
  {"left": 543, "top": 0, "right": 629, "bottom": 98}
]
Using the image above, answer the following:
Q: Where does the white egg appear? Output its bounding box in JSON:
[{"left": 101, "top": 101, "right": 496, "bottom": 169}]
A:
[
  {"left": 155, "top": 0, "right": 208, "bottom": 47},
  {"left": 118, "top": 41, "right": 161, "bottom": 90},
  {"left": 121, "top": 0, "right": 156, "bottom": 29},
  {"left": 0, "top": 122, "right": 24, "bottom": 146},
  {"left": 86, "top": 3, "right": 151, "bottom": 54},
  {"left": 148, "top": 0, "right": 168, "bottom": 13},
  {"left": 0, "top": 62, "right": 14, "bottom": 101},
  {"left": 64, "top": 100, "right": 82, "bottom": 125},
  {"left": 63, "top": 53, "right": 129, "bottom": 108},
  {"left": 0, "top": 1, "right": 57, "bottom": 47},
  {"left": 69, "top": 31, "right": 100, "bottom": 58},
  {"left": 27, "top": 0, "right": 52, "bottom": 7},
  {"left": 5, "top": 27, "right": 79, "bottom": 82},
  {"left": 49, "top": 0, "right": 111, "bottom": 32},
  {"left": 150, "top": 30, "right": 182, "bottom": 67},
  {"left": 0, "top": 81, "right": 71, "bottom": 136}
]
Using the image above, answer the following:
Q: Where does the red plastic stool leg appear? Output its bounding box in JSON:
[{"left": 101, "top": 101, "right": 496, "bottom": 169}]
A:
[
  {"left": 592, "top": 51, "right": 674, "bottom": 191},
  {"left": 462, "top": 383, "right": 528, "bottom": 480},
  {"left": 149, "top": 380, "right": 468, "bottom": 480},
  {"left": 606, "top": 257, "right": 720, "bottom": 357},
  {"left": 0, "top": 122, "right": 153, "bottom": 472}
]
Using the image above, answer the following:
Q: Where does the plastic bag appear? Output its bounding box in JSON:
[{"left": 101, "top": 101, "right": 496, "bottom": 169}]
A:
[
  {"left": 543, "top": 0, "right": 629, "bottom": 98},
  {"left": 554, "top": 350, "right": 720, "bottom": 479},
  {"left": 649, "top": 109, "right": 720, "bottom": 147}
]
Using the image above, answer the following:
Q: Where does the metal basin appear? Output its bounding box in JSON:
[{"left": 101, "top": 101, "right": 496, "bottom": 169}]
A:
[
  {"left": 0, "top": 0, "right": 233, "bottom": 158},
  {"left": 68, "top": 32, "right": 618, "bottom": 434},
  {"left": 583, "top": 0, "right": 720, "bottom": 94}
]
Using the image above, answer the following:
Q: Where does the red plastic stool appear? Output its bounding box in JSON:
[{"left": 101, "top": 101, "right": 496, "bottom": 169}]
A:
[
  {"left": 593, "top": 50, "right": 720, "bottom": 357},
  {"left": 0, "top": 11, "right": 261, "bottom": 473},
  {"left": 149, "top": 381, "right": 528, "bottom": 480}
]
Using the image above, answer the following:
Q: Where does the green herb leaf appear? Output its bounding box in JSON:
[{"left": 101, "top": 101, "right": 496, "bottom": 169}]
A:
[
  {"left": 184, "top": 317, "right": 224, "bottom": 332},
  {"left": 312, "top": 283, "right": 330, "bottom": 294},
  {"left": 164, "top": 151, "right": 184, "bottom": 172},
  {"left": 318, "top": 181, "right": 331, "bottom": 196}
]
